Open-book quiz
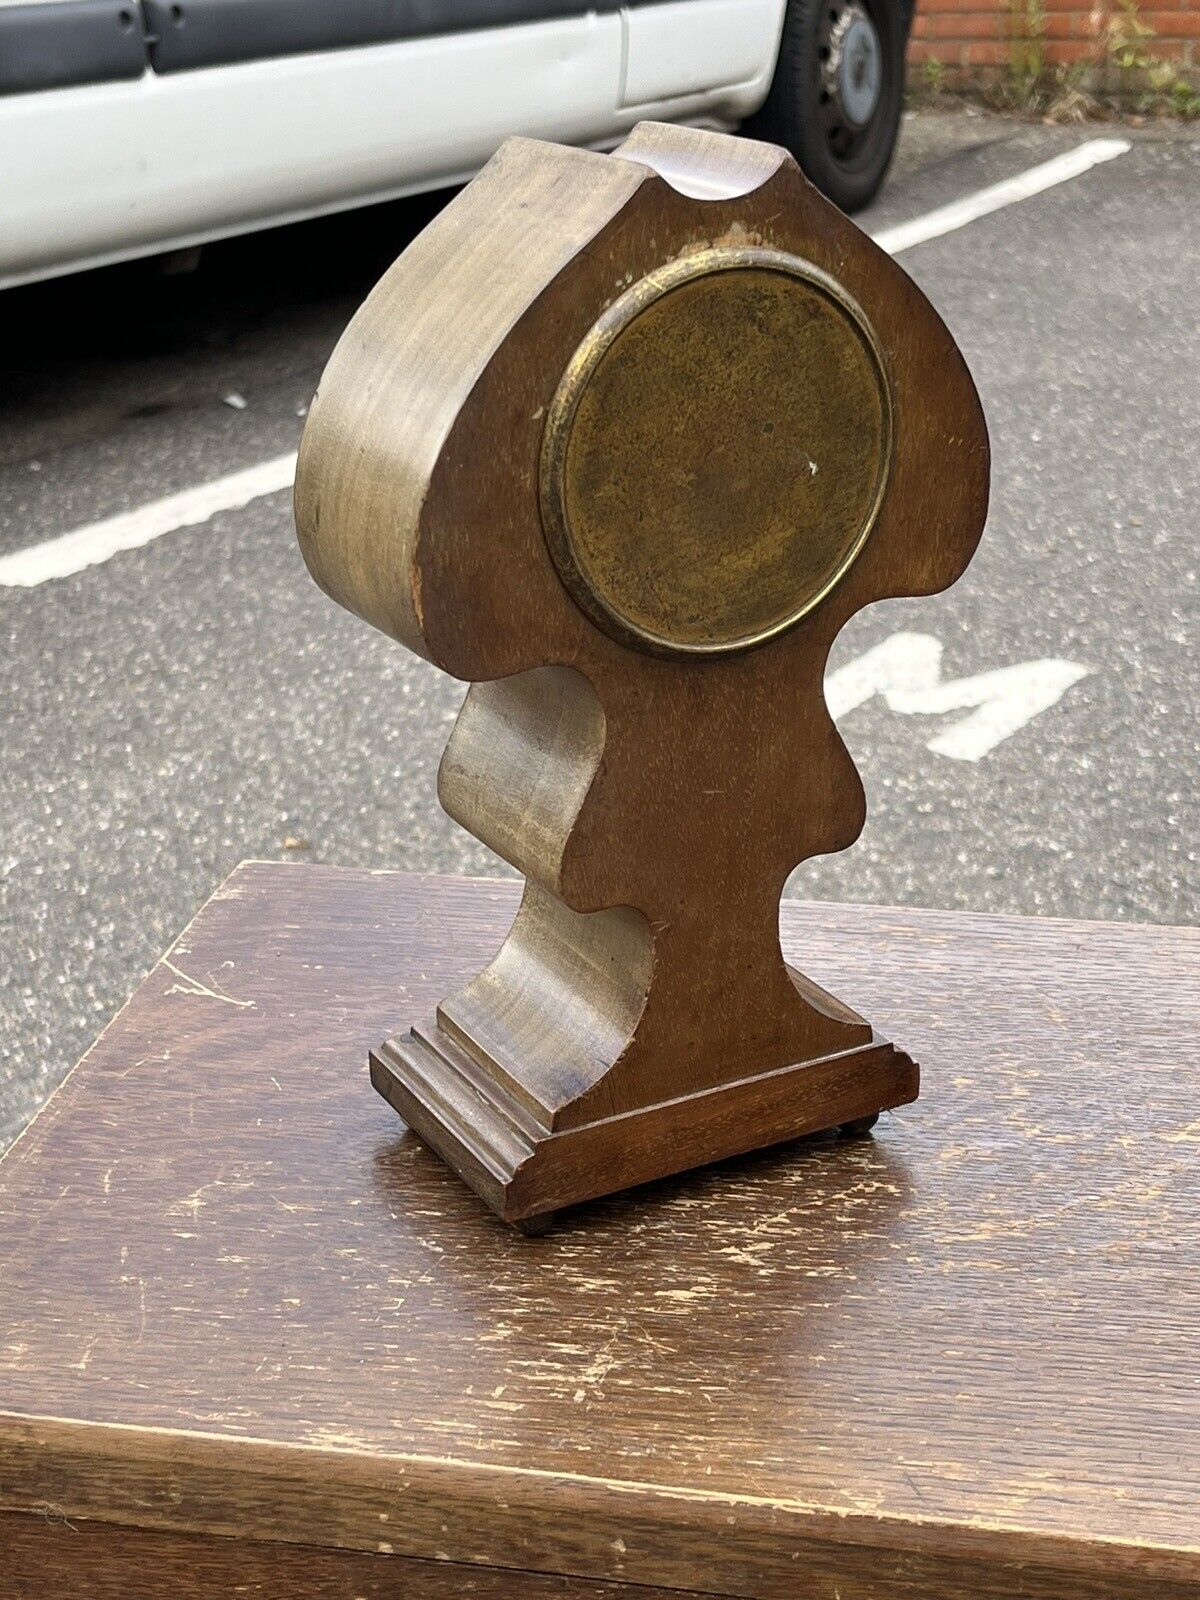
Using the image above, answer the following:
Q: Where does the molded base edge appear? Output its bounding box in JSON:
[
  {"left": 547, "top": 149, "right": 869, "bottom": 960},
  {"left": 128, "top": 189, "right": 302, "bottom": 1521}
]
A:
[{"left": 370, "top": 1023, "right": 918, "bottom": 1227}]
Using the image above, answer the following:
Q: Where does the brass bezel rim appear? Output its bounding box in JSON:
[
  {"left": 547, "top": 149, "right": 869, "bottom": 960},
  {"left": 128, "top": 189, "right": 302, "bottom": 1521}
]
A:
[{"left": 539, "top": 245, "right": 894, "bottom": 659}]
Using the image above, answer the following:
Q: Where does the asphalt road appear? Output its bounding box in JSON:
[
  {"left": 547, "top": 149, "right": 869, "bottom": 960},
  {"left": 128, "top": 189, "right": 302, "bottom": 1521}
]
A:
[{"left": 1, "top": 111, "right": 1196, "bottom": 1149}]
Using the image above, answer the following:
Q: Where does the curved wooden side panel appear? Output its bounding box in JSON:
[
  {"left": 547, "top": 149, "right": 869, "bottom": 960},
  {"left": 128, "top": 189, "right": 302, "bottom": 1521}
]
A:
[
  {"left": 294, "top": 138, "right": 643, "bottom": 660},
  {"left": 437, "top": 882, "right": 654, "bottom": 1129},
  {"left": 615, "top": 117, "right": 790, "bottom": 199},
  {"left": 438, "top": 666, "right": 605, "bottom": 898}
]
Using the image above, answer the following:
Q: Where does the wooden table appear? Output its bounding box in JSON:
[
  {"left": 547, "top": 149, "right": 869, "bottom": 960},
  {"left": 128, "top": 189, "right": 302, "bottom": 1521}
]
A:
[{"left": 1, "top": 863, "right": 1196, "bottom": 1599}]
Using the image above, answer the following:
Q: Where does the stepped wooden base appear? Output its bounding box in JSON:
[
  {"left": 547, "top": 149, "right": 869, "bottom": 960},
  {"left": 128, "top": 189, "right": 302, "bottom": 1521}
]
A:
[{"left": 370, "top": 1023, "right": 918, "bottom": 1227}]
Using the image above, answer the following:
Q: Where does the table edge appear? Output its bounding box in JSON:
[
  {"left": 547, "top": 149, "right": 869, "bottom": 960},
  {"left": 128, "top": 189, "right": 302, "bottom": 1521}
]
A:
[
  {"left": 230, "top": 858, "right": 1199, "bottom": 940},
  {"left": 2, "top": 1410, "right": 1196, "bottom": 1594}
]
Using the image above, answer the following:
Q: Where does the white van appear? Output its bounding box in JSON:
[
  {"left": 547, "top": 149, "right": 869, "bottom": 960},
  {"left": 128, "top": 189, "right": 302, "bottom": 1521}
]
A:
[{"left": 0, "top": 0, "right": 913, "bottom": 288}]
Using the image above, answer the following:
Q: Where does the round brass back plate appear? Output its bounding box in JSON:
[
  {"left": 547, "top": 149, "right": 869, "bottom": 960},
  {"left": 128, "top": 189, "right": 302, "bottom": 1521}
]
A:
[{"left": 540, "top": 247, "right": 892, "bottom": 656}]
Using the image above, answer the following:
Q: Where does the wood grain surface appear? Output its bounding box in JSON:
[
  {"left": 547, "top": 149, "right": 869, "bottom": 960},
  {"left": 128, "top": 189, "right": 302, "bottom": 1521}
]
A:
[{"left": 0, "top": 863, "right": 1197, "bottom": 1598}]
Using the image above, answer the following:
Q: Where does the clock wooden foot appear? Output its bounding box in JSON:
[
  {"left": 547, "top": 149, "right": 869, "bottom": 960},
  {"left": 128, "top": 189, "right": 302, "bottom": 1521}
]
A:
[
  {"left": 512, "top": 1213, "right": 556, "bottom": 1237},
  {"left": 840, "top": 1112, "right": 881, "bottom": 1138}
]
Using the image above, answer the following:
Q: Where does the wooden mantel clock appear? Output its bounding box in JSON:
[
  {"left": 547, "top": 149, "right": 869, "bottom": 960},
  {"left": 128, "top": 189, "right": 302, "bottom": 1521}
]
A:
[{"left": 295, "top": 122, "right": 989, "bottom": 1229}]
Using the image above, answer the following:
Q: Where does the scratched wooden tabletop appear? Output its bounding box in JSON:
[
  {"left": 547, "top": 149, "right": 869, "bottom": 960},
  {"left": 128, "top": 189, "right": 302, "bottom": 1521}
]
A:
[{"left": 0, "top": 863, "right": 1196, "bottom": 1599}]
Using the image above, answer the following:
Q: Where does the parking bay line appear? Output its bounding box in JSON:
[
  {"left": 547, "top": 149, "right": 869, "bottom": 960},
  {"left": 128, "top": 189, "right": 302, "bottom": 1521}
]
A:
[
  {"left": 869, "top": 135, "right": 1129, "bottom": 254},
  {"left": 0, "top": 139, "right": 1130, "bottom": 592},
  {"left": 0, "top": 451, "right": 298, "bottom": 588}
]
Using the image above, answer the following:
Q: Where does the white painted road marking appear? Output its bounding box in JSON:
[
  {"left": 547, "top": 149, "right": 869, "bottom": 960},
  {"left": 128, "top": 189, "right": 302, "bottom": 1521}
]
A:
[
  {"left": 869, "top": 137, "right": 1130, "bottom": 255},
  {"left": 0, "top": 139, "right": 1131, "bottom": 591},
  {"left": 0, "top": 452, "right": 297, "bottom": 588},
  {"left": 827, "top": 631, "right": 1091, "bottom": 761}
]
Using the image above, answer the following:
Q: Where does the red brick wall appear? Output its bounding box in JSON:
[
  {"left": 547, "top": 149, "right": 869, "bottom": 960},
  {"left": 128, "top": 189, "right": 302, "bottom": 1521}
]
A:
[{"left": 908, "top": 0, "right": 1199, "bottom": 81}]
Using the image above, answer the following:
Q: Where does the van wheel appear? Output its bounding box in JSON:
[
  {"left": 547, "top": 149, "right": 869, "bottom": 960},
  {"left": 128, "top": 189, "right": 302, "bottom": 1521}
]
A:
[{"left": 747, "top": 0, "right": 905, "bottom": 214}]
